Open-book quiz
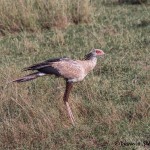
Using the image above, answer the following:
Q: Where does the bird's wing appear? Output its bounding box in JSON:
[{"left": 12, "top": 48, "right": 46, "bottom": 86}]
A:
[
  {"left": 50, "top": 60, "right": 84, "bottom": 79},
  {"left": 23, "top": 57, "right": 84, "bottom": 79},
  {"left": 23, "top": 57, "right": 69, "bottom": 71}
]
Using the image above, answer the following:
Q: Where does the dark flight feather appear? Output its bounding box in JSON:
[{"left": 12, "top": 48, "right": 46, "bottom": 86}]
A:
[
  {"left": 12, "top": 72, "right": 43, "bottom": 83},
  {"left": 38, "top": 66, "right": 61, "bottom": 76},
  {"left": 23, "top": 57, "right": 69, "bottom": 71}
]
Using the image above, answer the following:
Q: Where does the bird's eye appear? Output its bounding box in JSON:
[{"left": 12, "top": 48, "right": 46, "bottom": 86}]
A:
[{"left": 96, "top": 50, "right": 101, "bottom": 54}]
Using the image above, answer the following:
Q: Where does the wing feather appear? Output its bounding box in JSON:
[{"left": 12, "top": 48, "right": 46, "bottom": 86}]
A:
[
  {"left": 51, "top": 60, "right": 84, "bottom": 79},
  {"left": 23, "top": 57, "right": 69, "bottom": 71},
  {"left": 23, "top": 57, "right": 84, "bottom": 79}
]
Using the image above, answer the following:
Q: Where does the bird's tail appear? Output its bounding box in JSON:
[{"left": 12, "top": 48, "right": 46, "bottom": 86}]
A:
[{"left": 11, "top": 72, "right": 45, "bottom": 83}]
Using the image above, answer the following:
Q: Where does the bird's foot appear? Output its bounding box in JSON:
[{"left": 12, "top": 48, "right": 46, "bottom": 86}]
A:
[{"left": 66, "top": 102, "right": 75, "bottom": 126}]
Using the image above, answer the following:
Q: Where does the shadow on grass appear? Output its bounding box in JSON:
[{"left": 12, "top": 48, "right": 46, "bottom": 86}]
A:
[{"left": 102, "top": 0, "right": 148, "bottom": 7}]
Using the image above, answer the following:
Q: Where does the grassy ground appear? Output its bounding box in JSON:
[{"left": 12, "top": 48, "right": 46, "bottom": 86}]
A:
[{"left": 0, "top": 0, "right": 150, "bottom": 149}]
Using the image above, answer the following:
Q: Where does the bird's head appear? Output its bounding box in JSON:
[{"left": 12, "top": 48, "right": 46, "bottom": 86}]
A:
[
  {"left": 91, "top": 49, "right": 105, "bottom": 57},
  {"left": 84, "top": 49, "right": 105, "bottom": 60}
]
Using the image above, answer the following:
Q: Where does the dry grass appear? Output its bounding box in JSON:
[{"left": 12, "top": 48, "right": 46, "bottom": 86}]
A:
[
  {"left": 0, "top": 0, "right": 150, "bottom": 149},
  {"left": 0, "top": 0, "right": 94, "bottom": 33}
]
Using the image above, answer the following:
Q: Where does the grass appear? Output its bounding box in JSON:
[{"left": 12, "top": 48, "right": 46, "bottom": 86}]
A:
[
  {"left": 0, "top": 0, "right": 150, "bottom": 149},
  {"left": 0, "top": 0, "right": 93, "bottom": 33}
]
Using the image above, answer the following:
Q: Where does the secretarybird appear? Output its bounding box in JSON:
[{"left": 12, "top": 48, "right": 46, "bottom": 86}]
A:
[{"left": 12, "top": 49, "right": 105, "bottom": 126}]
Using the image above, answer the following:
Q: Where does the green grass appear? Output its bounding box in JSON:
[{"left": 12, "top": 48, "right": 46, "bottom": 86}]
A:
[{"left": 0, "top": 0, "right": 150, "bottom": 149}]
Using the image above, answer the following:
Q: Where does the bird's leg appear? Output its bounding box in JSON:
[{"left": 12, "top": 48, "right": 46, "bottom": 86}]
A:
[{"left": 63, "top": 81, "right": 75, "bottom": 126}]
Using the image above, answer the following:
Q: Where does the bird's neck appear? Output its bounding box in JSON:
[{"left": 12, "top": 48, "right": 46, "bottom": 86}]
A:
[
  {"left": 85, "top": 53, "right": 97, "bottom": 61},
  {"left": 84, "top": 53, "right": 97, "bottom": 66}
]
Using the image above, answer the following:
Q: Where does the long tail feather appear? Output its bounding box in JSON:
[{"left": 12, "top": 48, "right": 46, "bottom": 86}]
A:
[{"left": 12, "top": 72, "right": 45, "bottom": 83}]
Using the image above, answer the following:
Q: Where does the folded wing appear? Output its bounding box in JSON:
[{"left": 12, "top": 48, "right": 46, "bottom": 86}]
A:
[{"left": 24, "top": 57, "right": 84, "bottom": 80}]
